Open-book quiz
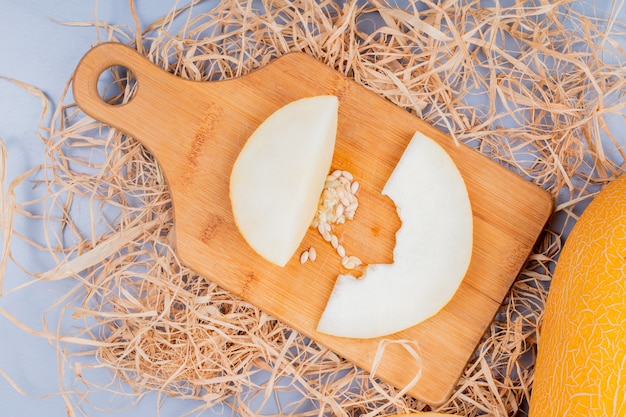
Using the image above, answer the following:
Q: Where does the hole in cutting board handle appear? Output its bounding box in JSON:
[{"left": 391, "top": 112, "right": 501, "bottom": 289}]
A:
[{"left": 96, "top": 65, "right": 137, "bottom": 106}]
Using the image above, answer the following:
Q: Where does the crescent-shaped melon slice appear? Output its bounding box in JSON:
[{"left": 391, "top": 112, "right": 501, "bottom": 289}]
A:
[
  {"left": 230, "top": 96, "right": 338, "bottom": 267},
  {"left": 317, "top": 131, "right": 473, "bottom": 338}
]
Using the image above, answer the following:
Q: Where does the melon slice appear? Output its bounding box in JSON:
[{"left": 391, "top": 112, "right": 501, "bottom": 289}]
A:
[
  {"left": 317, "top": 131, "right": 473, "bottom": 338},
  {"left": 229, "top": 96, "right": 338, "bottom": 267}
]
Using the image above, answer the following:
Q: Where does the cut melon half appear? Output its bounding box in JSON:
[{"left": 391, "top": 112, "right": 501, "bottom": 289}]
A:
[
  {"left": 229, "top": 96, "right": 338, "bottom": 267},
  {"left": 317, "top": 131, "right": 473, "bottom": 338}
]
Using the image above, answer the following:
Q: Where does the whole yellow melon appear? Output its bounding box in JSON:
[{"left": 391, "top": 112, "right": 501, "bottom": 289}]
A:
[{"left": 529, "top": 175, "right": 626, "bottom": 416}]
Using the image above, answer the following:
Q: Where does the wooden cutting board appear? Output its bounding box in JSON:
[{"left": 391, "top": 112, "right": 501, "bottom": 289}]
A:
[{"left": 72, "top": 42, "right": 553, "bottom": 406}]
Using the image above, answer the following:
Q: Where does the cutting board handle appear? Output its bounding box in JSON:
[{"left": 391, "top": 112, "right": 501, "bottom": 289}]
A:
[
  {"left": 73, "top": 43, "right": 152, "bottom": 124},
  {"left": 72, "top": 43, "right": 202, "bottom": 156}
]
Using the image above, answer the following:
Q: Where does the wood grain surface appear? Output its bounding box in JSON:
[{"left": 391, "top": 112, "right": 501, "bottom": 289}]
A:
[{"left": 72, "top": 42, "right": 553, "bottom": 406}]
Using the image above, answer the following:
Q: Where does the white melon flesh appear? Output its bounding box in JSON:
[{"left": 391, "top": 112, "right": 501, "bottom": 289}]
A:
[
  {"left": 230, "top": 96, "right": 338, "bottom": 267},
  {"left": 317, "top": 131, "right": 473, "bottom": 339}
]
